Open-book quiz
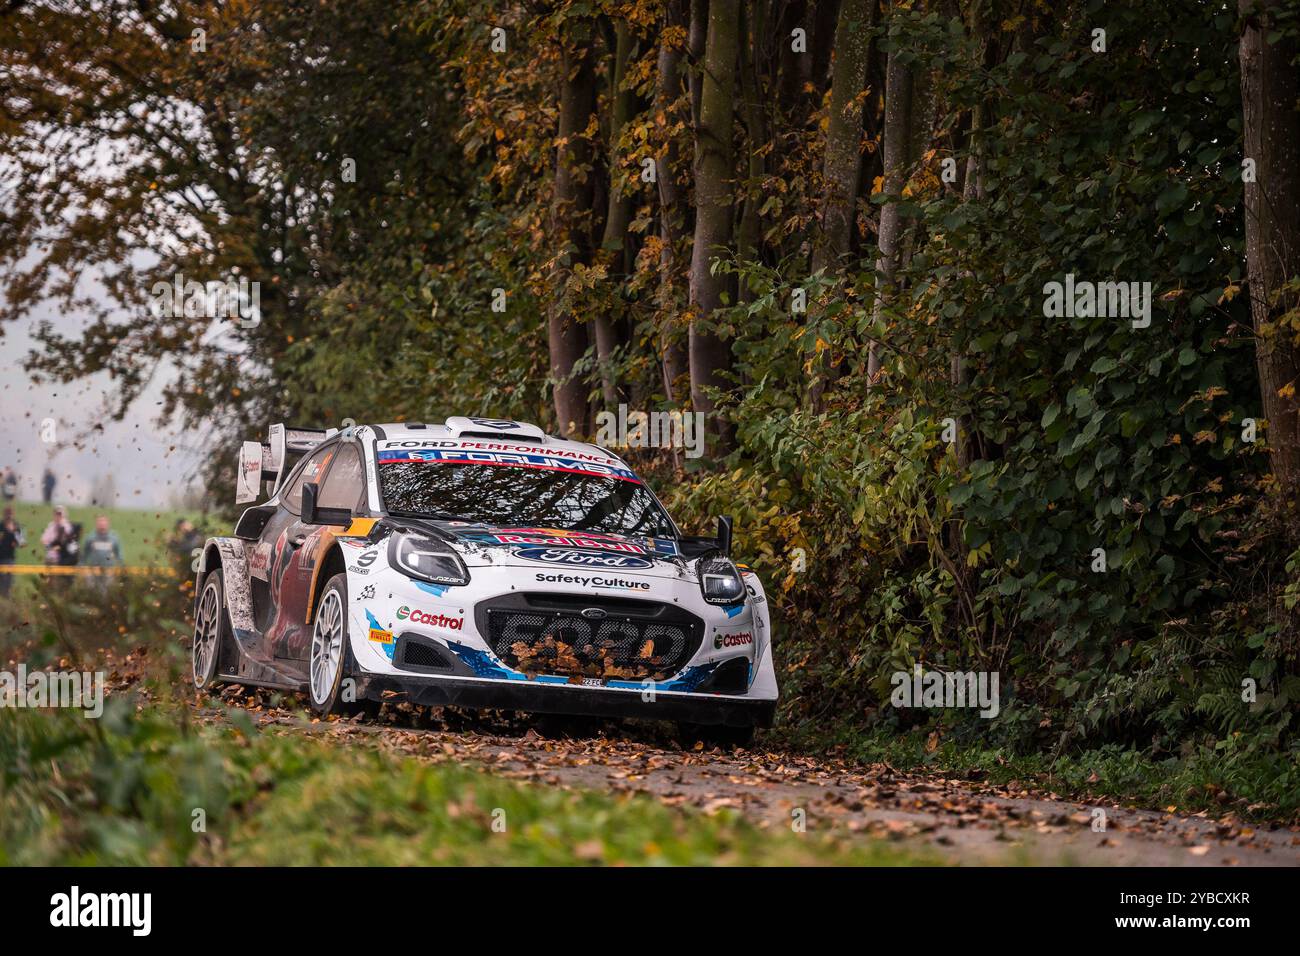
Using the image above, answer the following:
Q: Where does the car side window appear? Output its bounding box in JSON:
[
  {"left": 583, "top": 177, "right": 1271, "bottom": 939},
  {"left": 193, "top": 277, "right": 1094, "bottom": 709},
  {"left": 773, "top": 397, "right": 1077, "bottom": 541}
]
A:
[
  {"left": 318, "top": 444, "right": 365, "bottom": 511},
  {"left": 282, "top": 446, "right": 334, "bottom": 514}
]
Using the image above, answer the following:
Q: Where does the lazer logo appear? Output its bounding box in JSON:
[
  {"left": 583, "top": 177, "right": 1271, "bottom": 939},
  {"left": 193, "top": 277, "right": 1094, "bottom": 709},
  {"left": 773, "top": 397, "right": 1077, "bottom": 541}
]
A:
[
  {"left": 713, "top": 632, "right": 753, "bottom": 650},
  {"left": 515, "top": 547, "right": 653, "bottom": 569},
  {"left": 395, "top": 606, "right": 463, "bottom": 630}
]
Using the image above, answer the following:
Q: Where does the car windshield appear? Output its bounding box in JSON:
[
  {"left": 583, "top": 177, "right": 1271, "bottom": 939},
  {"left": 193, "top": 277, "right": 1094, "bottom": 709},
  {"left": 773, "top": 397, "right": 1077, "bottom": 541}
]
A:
[{"left": 377, "top": 452, "right": 676, "bottom": 538}]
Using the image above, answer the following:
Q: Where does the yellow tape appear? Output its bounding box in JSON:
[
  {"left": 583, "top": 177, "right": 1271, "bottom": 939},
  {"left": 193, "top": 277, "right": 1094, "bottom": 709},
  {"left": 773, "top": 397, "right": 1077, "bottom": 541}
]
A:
[{"left": 0, "top": 565, "right": 177, "bottom": 576}]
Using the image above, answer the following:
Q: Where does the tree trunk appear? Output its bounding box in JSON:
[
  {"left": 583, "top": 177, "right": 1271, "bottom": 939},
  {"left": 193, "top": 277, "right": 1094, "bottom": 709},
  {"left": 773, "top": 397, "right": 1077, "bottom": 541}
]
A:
[
  {"left": 953, "top": 1, "right": 995, "bottom": 466},
  {"left": 807, "top": 0, "right": 875, "bottom": 408},
  {"left": 594, "top": 20, "right": 638, "bottom": 409},
  {"left": 688, "top": 0, "right": 740, "bottom": 449},
  {"left": 735, "top": 0, "right": 768, "bottom": 303},
  {"left": 813, "top": 0, "right": 873, "bottom": 272},
  {"left": 1239, "top": 0, "right": 1300, "bottom": 490},
  {"left": 657, "top": 0, "right": 691, "bottom": 404},
  {"left": 866, "top": 19, "right": 913, "bottom": 383},
  {"left": 688, "top": 0, "right": 709, "bottom": 127},
  {"left": 547, "top": 31, "right": 597, "bottom": 437}
]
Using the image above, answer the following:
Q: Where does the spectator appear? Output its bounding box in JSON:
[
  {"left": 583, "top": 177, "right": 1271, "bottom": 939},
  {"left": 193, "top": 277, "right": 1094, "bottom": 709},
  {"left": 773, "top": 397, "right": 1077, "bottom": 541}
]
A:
[
  {"left": 170, "top": 518, "right": 202, "bottom": 560},
  {"left": 84, "top": 515, "right": 124, "bottom": 591},
  {"left": 0, "top": 506, "right": 24, "bottom": 599},
  {"left": 62, "top": 521, "right": 83, "bottom": 567},
  {"left": 85, "top": 514, "right": 124, "bottom": 565},
  {"left": 42, "top": 467, "right": 56, "bottom": 505},
  {"left": 41, "top": 506, "right": 76, "bottom": 566},
  {"left": 1, "top": 467, "right": 17, "bottom": 503}
]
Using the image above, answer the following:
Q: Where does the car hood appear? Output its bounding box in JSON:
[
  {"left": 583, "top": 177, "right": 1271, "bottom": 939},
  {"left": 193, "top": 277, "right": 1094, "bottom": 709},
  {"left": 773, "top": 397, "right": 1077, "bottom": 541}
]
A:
[{"left": 395, "top": 519, "right": 687, "bottom": 578}]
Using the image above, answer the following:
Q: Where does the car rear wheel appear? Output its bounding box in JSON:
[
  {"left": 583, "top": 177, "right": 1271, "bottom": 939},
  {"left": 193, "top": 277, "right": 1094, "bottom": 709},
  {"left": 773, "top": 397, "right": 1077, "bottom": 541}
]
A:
[
  {"left": 193, "top": 569, "right": 231, "bottom": 690},
  {"left": 309, "top": 574, "right": 353, "bottom": 716}
]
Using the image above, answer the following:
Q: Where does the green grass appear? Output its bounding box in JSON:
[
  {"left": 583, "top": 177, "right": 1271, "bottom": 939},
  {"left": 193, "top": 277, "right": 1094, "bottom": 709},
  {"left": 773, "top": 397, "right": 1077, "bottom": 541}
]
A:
[
  {"left": 6, "top": 500, "right": 199, "bottom": 568},
  {"left": 0, "top": 701, "right": 933, "bottom": 866}
]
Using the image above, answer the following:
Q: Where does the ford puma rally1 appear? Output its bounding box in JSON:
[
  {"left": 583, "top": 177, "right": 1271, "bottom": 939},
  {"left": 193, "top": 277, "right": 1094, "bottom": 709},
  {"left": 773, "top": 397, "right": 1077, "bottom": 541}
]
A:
[{"left": 190, "top": 417, "right": 777, "bottom": 739}]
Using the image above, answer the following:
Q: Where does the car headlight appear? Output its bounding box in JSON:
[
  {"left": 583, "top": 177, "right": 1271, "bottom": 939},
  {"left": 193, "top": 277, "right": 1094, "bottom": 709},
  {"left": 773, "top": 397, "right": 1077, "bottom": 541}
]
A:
[
  {"left": 388, "top": 533, "right": 470, "bottom": 587},
  {"left": 697, "top": 554, "right": 745, "bottom": 605}
]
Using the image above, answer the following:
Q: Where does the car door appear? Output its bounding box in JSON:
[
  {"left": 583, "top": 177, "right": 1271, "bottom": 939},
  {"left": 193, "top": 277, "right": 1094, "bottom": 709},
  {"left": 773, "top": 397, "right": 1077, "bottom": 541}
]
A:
[
  {"left": 270, "top": 440, "right": 369, "bottom": 662},
  {"left": 261, "top": 442, "right": 338, "bottom": 662}
]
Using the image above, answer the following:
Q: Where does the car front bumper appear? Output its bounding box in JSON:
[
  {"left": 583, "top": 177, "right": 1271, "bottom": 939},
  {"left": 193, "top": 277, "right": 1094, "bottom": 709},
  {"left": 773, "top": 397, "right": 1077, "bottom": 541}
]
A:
[{"left": 354, "top": 672, "right": 776, "bottom": 727}]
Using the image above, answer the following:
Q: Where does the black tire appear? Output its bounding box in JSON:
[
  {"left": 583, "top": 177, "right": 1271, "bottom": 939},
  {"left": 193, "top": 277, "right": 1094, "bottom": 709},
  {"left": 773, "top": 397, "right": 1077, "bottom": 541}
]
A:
[
  {"left": 308, "top": 573, "right": 355, "bottom": 716},
  {"left": 192, "top": 568, "right": 233, "bottom": 691},
  {"left": 677, "top": 721, "right": 755, "bottom": 750}
]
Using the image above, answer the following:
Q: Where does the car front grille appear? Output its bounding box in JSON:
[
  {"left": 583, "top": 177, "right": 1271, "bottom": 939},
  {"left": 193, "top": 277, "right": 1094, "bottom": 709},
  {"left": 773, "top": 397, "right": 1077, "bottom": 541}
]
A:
[{"left": 481, "top": 594, "right": 703, "bottom": 682}]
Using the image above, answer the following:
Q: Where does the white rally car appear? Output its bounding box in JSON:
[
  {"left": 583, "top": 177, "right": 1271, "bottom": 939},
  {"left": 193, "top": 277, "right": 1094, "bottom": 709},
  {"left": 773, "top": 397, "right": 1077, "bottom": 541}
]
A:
[{"left": 191, "top": 417, "right": 777, "bottom": 742}]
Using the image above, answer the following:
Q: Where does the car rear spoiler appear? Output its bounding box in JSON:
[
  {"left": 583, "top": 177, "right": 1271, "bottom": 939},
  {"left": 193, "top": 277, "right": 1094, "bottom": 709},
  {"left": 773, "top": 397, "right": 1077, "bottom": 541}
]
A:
[{"left": 236, "top": 423, "right": 338, "bottom": 504}]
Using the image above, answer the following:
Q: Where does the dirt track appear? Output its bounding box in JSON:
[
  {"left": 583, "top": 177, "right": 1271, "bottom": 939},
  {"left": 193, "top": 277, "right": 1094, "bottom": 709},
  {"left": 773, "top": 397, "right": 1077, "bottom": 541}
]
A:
[{"left": 190, "top": 680, "right": 1300, "bottom": 867}]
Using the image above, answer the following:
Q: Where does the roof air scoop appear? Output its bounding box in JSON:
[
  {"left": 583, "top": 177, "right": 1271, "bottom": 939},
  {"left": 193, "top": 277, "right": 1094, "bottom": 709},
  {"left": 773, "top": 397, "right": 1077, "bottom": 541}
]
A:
[{"left": 444, "top": 416, "right": 548, "bottom": 442}]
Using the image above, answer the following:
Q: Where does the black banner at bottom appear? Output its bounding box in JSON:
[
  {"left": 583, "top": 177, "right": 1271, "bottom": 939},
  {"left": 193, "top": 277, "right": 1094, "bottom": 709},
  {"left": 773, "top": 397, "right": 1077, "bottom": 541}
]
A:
[{"left": 0, "top": 864, "right": 1281, "bottom": 943}]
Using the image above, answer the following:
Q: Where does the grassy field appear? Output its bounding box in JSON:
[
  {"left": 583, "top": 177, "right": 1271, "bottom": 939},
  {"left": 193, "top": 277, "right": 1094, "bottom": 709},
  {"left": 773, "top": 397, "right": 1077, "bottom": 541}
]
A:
[
  {"left": 0, "top": 701, "right": 935, "bottom": 866},
  {"left": 4, "top": 500, "right": 200, "bottom": 568},
  {"left": 2, "top": 502, "right": 206, "bottom": 601}
]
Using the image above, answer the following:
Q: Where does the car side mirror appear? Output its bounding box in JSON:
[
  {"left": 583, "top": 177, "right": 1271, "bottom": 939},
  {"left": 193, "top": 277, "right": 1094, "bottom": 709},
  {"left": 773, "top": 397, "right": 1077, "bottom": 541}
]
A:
[
  {"left": 301, "top": 482, "right": 352, "bottom": 527},
  {"left": 716, "top": 515, "right": 733, "bottom": 557}
]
